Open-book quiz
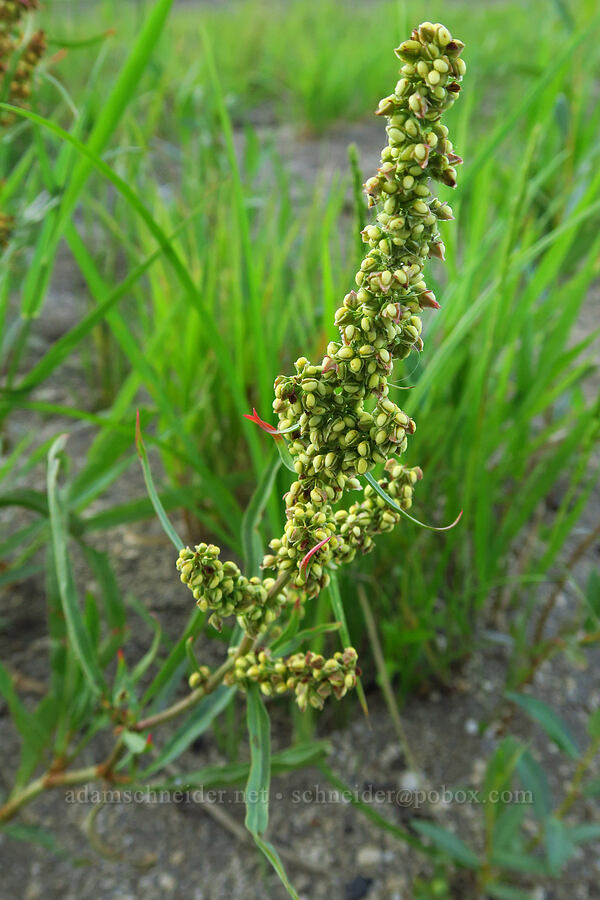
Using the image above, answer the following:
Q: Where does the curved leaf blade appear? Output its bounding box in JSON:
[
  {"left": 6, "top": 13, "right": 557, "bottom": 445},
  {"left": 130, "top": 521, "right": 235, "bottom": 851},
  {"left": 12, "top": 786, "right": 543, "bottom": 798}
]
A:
[
  {"left": 245, "top": 684, "right": 271, "bottom": 836},
  {"left": 47, "top": 436, "right": 106, "bottom": 696},
  {"left": 506, "top": 692, "right": 580, "bottom": 759}
]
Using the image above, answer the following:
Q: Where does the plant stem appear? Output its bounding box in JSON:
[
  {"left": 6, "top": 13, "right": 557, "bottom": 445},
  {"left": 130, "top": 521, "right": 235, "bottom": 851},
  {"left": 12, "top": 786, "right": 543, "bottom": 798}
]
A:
[
  {"left": 555, "top": 735, "right": 600, "bottom": 819},
  {"left": 134, "top": 567, "right": 292, "bottom": 731},
  {"left": 524, "top": 735, "right": 600, "bottom": 854},
  {"left": 533, "top": 521, "right": 600, "bottom": 646},
  {"left": 357, "top": 585, "right": 420, "bottom": 777},
  {"left": 0, "top": 762, "right": 103, "bottom": 823},
  {"left": 133, "top": 634, "right": 253, "bottom": 732}
]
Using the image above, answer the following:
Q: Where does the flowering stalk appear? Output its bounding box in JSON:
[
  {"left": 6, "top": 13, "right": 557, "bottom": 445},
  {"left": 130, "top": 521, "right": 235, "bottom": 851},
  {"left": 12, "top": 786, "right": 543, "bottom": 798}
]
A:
[{"left": 178, "top": 21, "right": 466, "bottom": 709}]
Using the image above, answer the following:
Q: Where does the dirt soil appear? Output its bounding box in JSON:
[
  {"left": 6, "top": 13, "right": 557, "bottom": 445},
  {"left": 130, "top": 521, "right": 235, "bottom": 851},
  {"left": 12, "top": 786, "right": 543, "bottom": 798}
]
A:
[{"left": 0, "top": 122, "right": 599, "bottom": 900}]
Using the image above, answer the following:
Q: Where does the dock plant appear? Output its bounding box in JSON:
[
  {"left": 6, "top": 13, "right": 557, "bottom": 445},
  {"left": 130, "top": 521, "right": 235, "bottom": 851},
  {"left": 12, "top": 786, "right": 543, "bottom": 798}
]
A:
[{"left": 2, "top": 7, "right": 599, "bottom": 896}]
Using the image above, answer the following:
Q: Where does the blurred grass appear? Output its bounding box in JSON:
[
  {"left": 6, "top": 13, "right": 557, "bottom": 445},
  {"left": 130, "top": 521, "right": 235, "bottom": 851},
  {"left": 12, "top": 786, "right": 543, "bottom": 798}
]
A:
[{"left": 0, "top": 0, "right": 599, "bottom": 694}]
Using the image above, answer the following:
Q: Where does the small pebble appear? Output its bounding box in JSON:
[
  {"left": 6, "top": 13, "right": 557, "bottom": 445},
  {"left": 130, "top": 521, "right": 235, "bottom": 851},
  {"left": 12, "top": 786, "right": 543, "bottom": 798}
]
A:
[
  {"left": 158, "top": 872, "right": 177, "bottom": 893},
  {"left": 400, "top": 770, "right": 420, "bottom": 791},
  {"left": 357, "top": 845, "right": 385, "bottom": 866}
]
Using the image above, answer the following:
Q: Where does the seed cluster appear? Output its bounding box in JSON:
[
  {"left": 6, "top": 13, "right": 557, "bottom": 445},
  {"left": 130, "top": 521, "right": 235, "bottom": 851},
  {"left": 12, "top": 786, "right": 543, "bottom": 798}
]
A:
[
  {"left": 333, "top": 460, "right": 423, "bottom": 564},
  {"left": 176, "top": 544, "right": 279, "bottom": 636},
  {"left": 264, "top": 21, "right": 465, "bottom": 598},
  {"left": 224, "top": 647, "right": 359, "bottom": 711},
  {"left": 178, "top": 23, "right": 465, "bottom": 712},
  {"left": 0, "top": 2, "right": 45, "bottom": 127}
]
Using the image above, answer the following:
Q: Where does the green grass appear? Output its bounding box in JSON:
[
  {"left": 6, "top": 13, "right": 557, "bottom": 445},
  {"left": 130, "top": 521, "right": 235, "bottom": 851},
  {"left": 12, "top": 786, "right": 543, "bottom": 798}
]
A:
[{"left": 1, "top": 0, "right": 599, "bottom": 692}]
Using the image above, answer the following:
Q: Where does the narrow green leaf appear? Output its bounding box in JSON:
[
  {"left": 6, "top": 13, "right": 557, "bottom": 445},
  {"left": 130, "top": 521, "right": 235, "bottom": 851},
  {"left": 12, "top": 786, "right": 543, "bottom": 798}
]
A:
[
  {"left": 185, "top": 636, "right": 202, "bottom": 675},
  {"left": 0, "top": 824, "right": 62, "bottom": 854},
  {"left": 242, "top": 449, "right": 281, "bottom": 575},
  {"left": 201, "top": 30, "right": 271, "bottom": 413},
  {"left": 411, "top": 820, "right": 480, "bottom": 869},
  {"left": 363, "top": 471, "right": 462, "bottom": 532},
  {"left": 80, "top": 545, "right": 126, "bottom": 632},
  {"left": 121, "top": 730, "right": 149, "bottom": 755},
  {"left": 0, "top": 431, "right": 33, "bottom": 481},
  {"left": 275, "top": 438, "right": 296, "bottom": 473},
  {"left": 15, "top": 212, "right": 199, "bottom": 394},
  {"left": 461, "top": 16, "right": 599, "bottom": 189},
  {"left": 0, "top": 562, "right": 45, "bottom": 589},
  {"left": 0, "top": 661, "right": 44, "bottom": 746},
  {"left": 482, "top": 737, "right": 525, "bottom": 833},
  {"left": 135, "top": 411, "right": 183, "bottom": 551},
  {"left": 245, "top": 684, "right": 271, "bottom": 836},
  {"left": 47, "top": 436, "right": 106, "bottom": 695},
  {"left": 570, "top": 823, "right": 600, "bottom": 844},
  {"left": 546, "top": 817, "right": 575, "bottom": 874},
  {"left": 490, "top": 849, "right": 550, "bottom": 875},
  {"left": 0, "top": 145, "right": 35, "bottom": 204},
  {"left": 140, "top": 608, "right": 203, "bottom": 708},
  {"left": 142, "top": 740, "right": 331, "bottom": 792},
  {"left": 269, "top": 739, "right": 332, "bottom": 772},
  {"left": 506, "top": 692, "right": 580, "bottom": 759},
  {"left": 0, "top": 488, "right": 50, "bottom": 517},
  {"left": 47, "top": 30, "right": 116, "bottom": 50},
  {"left": 583, "top": 776, "right": 600, "bottom": 797},
  {"left": 253, "top": 835, "right": 300, "bottom": 900},
  {"left": 585, "top": 570, "right": 600, "bottom": 619},
  {"left": 516, "top": 750, "right": 553, "bottom": 820},
  {"left": 550, "top": 0, "right": 575, "bottom": 29},
  {"left": 21, "top": 0, "right": 174, "bottom": 317},
  {"left": 1, "top": 101, "right": 262, "bottom": 488},
  {"left": 130, "top": 613, "right": 162, "bottom": 685},
  {"left": 492, "top": 804, "right": 527, "bottom": 853},
  {"left": 587, "top": 709, "right": 600, "bottom": 739},
  {"left": 141, "top": 685, "right": 234, "bottom": 776}
]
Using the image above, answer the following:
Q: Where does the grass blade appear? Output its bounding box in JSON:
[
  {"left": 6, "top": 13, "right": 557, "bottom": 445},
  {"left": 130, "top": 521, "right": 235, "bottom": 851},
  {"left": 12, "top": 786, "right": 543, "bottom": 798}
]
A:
[
  {"left": 506, "top": 692, "right": 580, "bottom": 759},
  {"left": 245, "top": 684, "right": 271, "bottom": 836},
  {"left": 135, "top": 411, "right": 183, "bottom": 551},
  {"left": 241, "top": 448, "right": 281, "bottom": 575},
  {"left": 411, "top": 820, "right": 480, "bottom": 869},
  {"left": 47, "top": 435, "right": 106, "bottom": 696},
  {"left": 253, "top": 835, "right": 300, "bottom": 900},
  {"left": 21, "top": 0, "right": 174, "bottom": 317}
]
